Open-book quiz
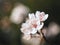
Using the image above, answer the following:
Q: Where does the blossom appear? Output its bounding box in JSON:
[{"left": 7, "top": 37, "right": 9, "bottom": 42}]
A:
[
  {"left": 21, "top": 16, "right": 38, "bottom": 35},
  {"left": 21, "top": 12, "right": 44, "bottom": 35},
  {"left": 20, "top": 11, "right": 48, "bottom": 40},
  {"left": 35, "top": 11, "right": 48, "bottom": 21}
]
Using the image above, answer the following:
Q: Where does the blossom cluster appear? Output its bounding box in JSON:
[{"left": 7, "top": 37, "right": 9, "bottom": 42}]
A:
[{"left": 20, "top": 11, "right": 48, "bottom": 40}]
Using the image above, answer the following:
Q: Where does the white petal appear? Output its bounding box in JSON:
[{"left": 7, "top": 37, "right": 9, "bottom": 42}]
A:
[
  {"left": 35, "top": 11, "right": 40, "bottom": 16},
  {"left": 21, "top": 23, "right": 28, "bottom": 28},
  {"left": 37, "top": 22, "right": 44, "bottom": 31},
  {"left": 40, "top": 12, "right": 45, "bottom": 15},
  {"left": 35, "top": 11, "right": 40, "bottom": 19},
  {"left": 31, "top": 28, "right": 37, "bottom": 34},
  {"left": 21, "top": 28, "right": 31, "bottom": 35},
  {"left": 41, "top": 14, "right": 48, "bottom": 21},
  {"left": 36, "top": 20, "right": 40, "bottom": 25},
  {"left": 44, "top": 14, "right": 48, "bottom": 21},
  {"left": 24, "top": 29, "right": 31, "bottom": 35},
  {"left": 28, "top": 13, "right": 35, "bottom": 19},
  {"left": 21, "top": 23, "right": 31, "bottom": 35}
]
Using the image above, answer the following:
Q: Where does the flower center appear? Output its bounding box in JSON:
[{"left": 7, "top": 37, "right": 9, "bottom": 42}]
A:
[{"left": 32, "top": 24, "right": 37, "bottom": 28}]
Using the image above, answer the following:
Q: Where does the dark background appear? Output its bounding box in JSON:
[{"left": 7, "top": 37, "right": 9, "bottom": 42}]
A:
[{"left": 0, "top": 0, "right": 60, "bottom": 45}]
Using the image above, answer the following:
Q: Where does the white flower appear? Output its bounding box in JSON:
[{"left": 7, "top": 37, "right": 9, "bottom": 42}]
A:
[
  {"left": 21, "top": 13, "right": 44, "bottom": 35},
  {"left": 20, "top": 11, "right": 48, "bottom": 40},
  {"left": 28, "top": 13, "right": 44, "bottom": 34},
  {"left": 21, "top": 20, "right": 38, "bottom": 35},
  {"left": 35, "top": 11, "right": 48, "bottom": 21}
]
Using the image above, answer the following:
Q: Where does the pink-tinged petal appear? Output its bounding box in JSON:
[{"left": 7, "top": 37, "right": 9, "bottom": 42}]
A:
[
  {"left": 30, "top": 19, "right": 37, "bottom": 28},
  {"left": 40, "top": 14, "right": 44, "bottom": 21},
  {"left": 39, "top": 12, "right": 45, "bottom": 21},
  {"left": 40, "top": 12, "right": 45, "bottom": 16},
  {"left": 32, "top": 24, "right": 37, "bottom": 28},
  {"left": 40, "top": 14, "right": 48, "bottom": 21}
]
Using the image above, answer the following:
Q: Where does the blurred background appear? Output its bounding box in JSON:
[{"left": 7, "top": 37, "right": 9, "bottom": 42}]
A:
[{"left": 0, "top": 0, "right": 60, "bottom": 45}]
